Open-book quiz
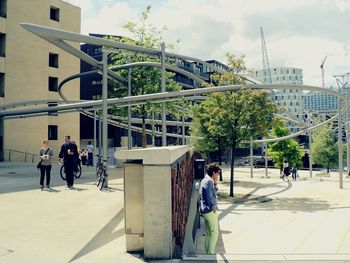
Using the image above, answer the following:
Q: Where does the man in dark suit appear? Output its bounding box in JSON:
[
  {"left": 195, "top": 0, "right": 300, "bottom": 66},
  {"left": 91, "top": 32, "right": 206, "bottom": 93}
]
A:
[{"left": 58, "top": 135, "right": 78, "bottom": 189}]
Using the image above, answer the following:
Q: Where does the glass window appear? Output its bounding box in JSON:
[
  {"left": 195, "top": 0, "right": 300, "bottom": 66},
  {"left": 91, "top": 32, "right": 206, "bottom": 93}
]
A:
[
  {"left": 48, "top": 125, "right": 58, "bottom": 140},
  {"left": 49, "top": 53, "right": 59, "bottom": 68},
  {"left": 48, "top": 77, "right": 58, "bottom": 92},
  {"left": 0, "top": 72, "right": 4, "bottom": 97},
  {"left": 0, "top": 33, "right": 5, "bottom": 57},
  {"left": 0, "top": 0, "right": 7, "bottom": 18},
  {"left": 50, "top": 6, "right": 60, "bottom": 22}
]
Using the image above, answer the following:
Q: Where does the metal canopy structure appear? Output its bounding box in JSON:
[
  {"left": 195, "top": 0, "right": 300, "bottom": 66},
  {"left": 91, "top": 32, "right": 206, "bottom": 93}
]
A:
[{"left": 1, "top": 23, "right": 347, "bottom": 188}]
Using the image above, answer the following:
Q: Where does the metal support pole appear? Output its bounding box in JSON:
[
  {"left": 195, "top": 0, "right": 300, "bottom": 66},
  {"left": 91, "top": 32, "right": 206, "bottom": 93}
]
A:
[
  {"left": 98, "top": 110, "right": 102, "bottom": 157},
  {"left": 308, "top": 114, "right": 313, "bottom": 178},
  {"left": 264, "top": 143, "right": 268, "bottom": 177},
  {"left": 161, "top": 42, "right": 166, "bottom": 146},
  {"left": 308, "top": 132, "right": 313, "bottom": 178},
  {"left": 182, "top": 105, "right": 185, "bottom": 145},
  {"left": 102, "top": 51, "right": 108, "bottom": 187},
  {"left": 347, "top": 122, "right": 350, "bottom": 177},
  {"left": 93, "top": 110, "right": 96, "bottom": 166},
  {"left": 128, "top": 59, "right": 132, "bottom": 150},
  {"left": 339, "top": 97, "right": 344, "bottom": 189},
  {"left": 250, "top": 138, "right": 253, "bottom": 178},
  {"left": 151, "top": 112, "right": 155, "bottom": 147}
]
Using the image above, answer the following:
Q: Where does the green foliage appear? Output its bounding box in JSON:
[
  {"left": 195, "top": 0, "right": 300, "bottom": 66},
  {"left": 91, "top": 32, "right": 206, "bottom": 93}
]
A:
[
  {"left": 267, "top": 117, "right": 304, "bottom": 169},
  {"left": 191, "top": 53, "right": 277, "bottom": 196},
  {"left": 106, "top": 5, "right": 183, "bottom": 147},
  {"left": 312, "top": 124, "right": 339, "bottom": 171}
]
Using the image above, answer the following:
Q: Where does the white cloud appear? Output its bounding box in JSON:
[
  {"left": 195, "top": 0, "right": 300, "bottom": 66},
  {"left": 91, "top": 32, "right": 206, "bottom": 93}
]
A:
[
  {"left": 75, "top": 0, "right": 350, "bottom": 87},
  {"left": 75, "top": 0, "right": 93, "bottom": 12},
  {"left": 80, "top": 2, "right": 133, "bottom": 36}
]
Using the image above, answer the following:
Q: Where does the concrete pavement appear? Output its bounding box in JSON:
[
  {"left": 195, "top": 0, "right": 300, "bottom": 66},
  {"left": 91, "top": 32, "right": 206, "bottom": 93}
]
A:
[
  {"left": 0, "top": 162, "right": 142, "bottom": 263},
  {"left": 188, "top": 167, "right": 350, "bottom": 262},
  {"left": 2, "top": 162, "right": 350, "bottom": 262}
]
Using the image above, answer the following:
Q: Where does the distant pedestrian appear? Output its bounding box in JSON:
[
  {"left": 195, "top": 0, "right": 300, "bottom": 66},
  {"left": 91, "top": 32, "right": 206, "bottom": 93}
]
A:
[
  {"left": 86, "top": 141, "right": 94, "bottom": 167},
  {"left": 39, "top": 139, "right": 53, "bottom": 190},
  {"left": 291, "top": 163, "right": 298, "bottom": 181},
  {"left": 80, "top": 149, "right": 87, "bottom": 165},
  {"left": 200, "top": 163, "right": 221, "bottom": 255},
  {"left": 282, "top": 160, "right": 290, "bottom": 181}
]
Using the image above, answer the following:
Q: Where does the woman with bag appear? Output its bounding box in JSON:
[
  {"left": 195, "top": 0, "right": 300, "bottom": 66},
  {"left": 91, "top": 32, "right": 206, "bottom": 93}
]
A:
[{"left": 39, "top": 139, "right": 53, "bottom": 190}]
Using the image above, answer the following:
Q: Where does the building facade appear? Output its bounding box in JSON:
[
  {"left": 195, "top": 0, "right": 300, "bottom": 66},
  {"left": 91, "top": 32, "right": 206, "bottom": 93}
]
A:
[
  {"left": 250, "top": 67, "right": 305, "bottom": 132},
  {"left": 0, "top": 0, "right": 80, "bottom": 161},
  {"left": 304, "top": 89, "right": 338, "bottom": 113}
]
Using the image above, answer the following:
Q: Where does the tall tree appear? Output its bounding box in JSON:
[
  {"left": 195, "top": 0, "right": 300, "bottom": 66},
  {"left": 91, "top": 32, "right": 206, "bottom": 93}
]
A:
[
  {"left": 267, "top": 117, "right": 304, "bottom": 170},
  {"left": 191, "top": 54, "right": 277, "bottom": 196},
  {"left": 312, "top": 124, "right": 339, "bottom": 173},
  {"left": 108, "top": 5, "right": 181, "bottom": 147}
]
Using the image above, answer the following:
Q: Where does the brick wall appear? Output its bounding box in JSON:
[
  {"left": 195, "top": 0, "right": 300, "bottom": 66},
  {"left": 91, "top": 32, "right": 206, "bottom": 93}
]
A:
[{"left": 171, "top": 152, "right": 195, "bottom": 256}]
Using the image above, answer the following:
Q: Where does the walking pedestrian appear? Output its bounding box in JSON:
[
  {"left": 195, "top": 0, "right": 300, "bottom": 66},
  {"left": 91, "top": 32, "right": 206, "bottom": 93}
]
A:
[
  {"left": 282, "top": 160, "right": 290, "bottom": 181},
  {"left": 80, "top": 149, "right": 87, "bottom": 165},
  {"left": 86, "top": 141, "right": 94, "bottom": 167},
  {"left": 199, "top": 163, "right": 221, "bottom": 255},
  {"left": 39, "top": 139, "right": 53, "bottom": 190},
  {"left": 291, "top": 163, "right": 298, "bottom": 181},
  {"left": 58, "top": 135, "right": 78, "bottom": 189}
]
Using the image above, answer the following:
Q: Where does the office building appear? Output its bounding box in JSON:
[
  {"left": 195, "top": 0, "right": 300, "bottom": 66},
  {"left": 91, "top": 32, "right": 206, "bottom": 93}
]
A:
[
  {"left": 250, "top": 67, "right": 304, "bottom": 132},
  {"left": 0, "top": 0, "right": 80, "bottom": 161}
]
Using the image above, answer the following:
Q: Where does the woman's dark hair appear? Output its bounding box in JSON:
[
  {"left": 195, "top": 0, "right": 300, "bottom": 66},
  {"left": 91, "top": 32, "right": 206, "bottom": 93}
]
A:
[{"left": 206, "top": 163, "right": 221, "bottom": 177}]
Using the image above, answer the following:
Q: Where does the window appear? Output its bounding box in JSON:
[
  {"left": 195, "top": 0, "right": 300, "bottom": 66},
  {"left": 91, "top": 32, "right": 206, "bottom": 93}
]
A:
[
  {"left": 49, "top": 53, "right": 59, "bottom": 68},
  {"left": 0, "top": 73, "right": 4, "bottom": 97},
  {"left": 0, "top": 0, "right": 7, "bottom": 18},
  {"left": 48, "top": 125, "right": 58, "bottom": 140},
  {"left": 92, "top": 94, "right": 101, "bottom": 100},
  {"left": 48, "top": 77, "right": 58, "bottom": 92},
  {"left": 0, "top": 33, "right": 5, "bottom": 57},
  {"left": 50, "top": 6, "right": 60, "bottom": 22}
]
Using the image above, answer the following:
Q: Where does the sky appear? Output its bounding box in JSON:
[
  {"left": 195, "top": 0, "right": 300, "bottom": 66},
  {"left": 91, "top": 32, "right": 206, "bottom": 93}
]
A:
[{"left": 74, "top": 0, "right": 350, "bottom": 87}]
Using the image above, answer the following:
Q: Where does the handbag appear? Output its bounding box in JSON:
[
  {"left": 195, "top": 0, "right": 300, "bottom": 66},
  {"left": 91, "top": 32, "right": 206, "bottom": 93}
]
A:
[
  {"left": 36, "top": 160, "right": 42, "bottom": 169},
  {"left": 37, "top": 148, "right": 50, "bottom": 169}
]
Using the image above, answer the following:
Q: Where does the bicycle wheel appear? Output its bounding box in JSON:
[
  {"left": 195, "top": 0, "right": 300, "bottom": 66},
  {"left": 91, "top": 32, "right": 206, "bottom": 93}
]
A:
[
  {"left": 74, "top": 163, "right": 82, "bottom": 178},
  {"left": 96, "top": 170, "right": 103, "bottom": 188},
  {"left": 99, "top": 177, "right": 106, "bottom": 191},
  {"left": 60, "top": 165, "right": 66, "bottom": 181}
]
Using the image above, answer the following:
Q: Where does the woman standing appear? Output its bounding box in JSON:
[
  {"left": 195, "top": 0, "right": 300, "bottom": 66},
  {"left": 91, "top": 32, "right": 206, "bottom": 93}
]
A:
[
  {"left": 199, "top": 163, "right": 221, "bottom": 254},
  {"left": 39, "top": 139, "right": 54, "bottom": 190}
]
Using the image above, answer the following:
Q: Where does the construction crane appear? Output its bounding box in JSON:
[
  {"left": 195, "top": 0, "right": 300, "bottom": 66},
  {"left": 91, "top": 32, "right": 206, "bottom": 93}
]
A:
[
  {"left": 320, "top": 55, "right": 327, "bottom": 88},
  {"left": 260, "top": 27, "right": 272, "bottom": 84}
]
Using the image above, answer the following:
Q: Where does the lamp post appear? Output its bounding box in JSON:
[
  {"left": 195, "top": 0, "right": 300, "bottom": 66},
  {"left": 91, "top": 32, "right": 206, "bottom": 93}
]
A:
[{"left": 307, "top": 113, "right": 313, "bottom": 178}]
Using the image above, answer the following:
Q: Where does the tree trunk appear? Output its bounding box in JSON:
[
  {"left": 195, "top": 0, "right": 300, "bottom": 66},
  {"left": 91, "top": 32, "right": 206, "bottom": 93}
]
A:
[
  {"left": 327, "top": 166, "right": 330, "bottom": 173},
  {"left": 218, "top": 138, "right": 223, "bottom": 181},
  {"left": 230, "top": 144, "right": 236, "bottom": 197}
]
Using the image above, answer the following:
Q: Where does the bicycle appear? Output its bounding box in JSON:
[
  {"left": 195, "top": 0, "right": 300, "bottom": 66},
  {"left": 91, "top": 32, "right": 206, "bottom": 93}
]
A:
[
  {"left": 60, "top": 162, "right": 82, "bottom": 181},
  {"left": 95, "top": 154, "right": 103, "bottom": 179},
  {"left": 96, "top": 161, "right": 108, "bottom": 190}
]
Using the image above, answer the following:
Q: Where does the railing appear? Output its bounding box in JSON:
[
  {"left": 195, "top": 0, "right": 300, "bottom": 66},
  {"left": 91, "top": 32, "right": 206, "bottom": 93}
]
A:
[{"left": 5, "top": 149, "right": 37, "bottom": 163}]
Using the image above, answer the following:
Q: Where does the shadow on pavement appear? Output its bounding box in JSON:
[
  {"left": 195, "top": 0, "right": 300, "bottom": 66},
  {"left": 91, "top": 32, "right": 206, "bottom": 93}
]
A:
[
  {"left": 0, "top": 162, "right": 123, "bottom": 194},
  {"left": 69, "top": 208, "right": 124, "bottom": 262}
]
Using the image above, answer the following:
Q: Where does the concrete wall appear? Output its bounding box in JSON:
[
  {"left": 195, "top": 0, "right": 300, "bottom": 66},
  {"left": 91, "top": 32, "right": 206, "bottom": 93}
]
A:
[
  {"left": 2, "top": 0, "right": 80, "bottom": 161},
  {"left": 117, "top": 145, "right": 191, "bottom": 259}
]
